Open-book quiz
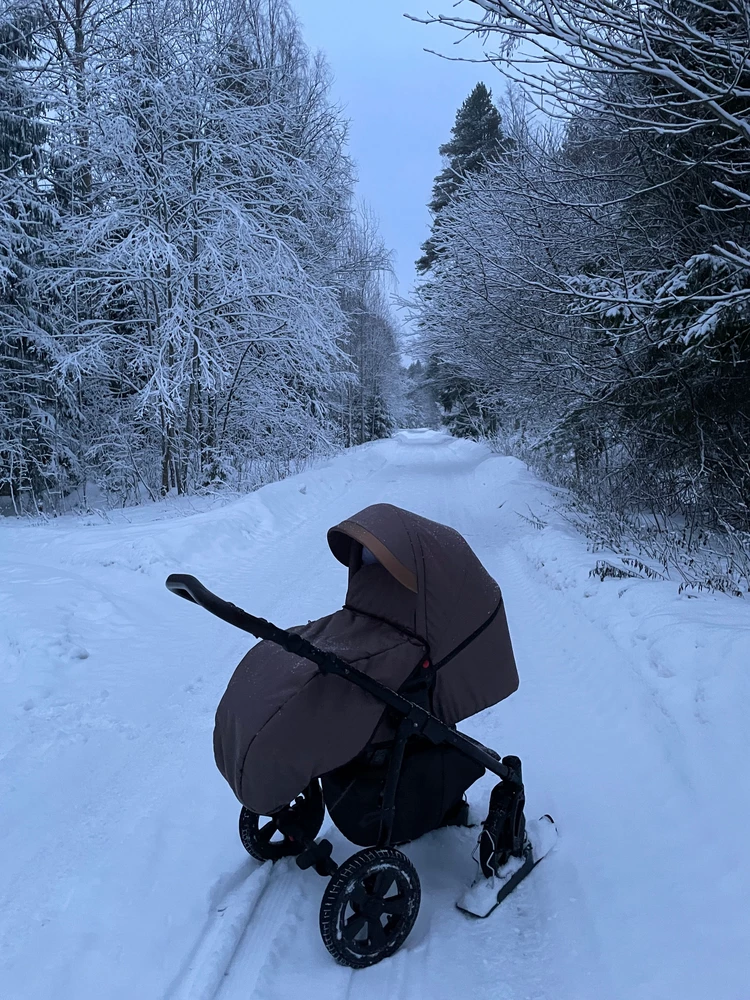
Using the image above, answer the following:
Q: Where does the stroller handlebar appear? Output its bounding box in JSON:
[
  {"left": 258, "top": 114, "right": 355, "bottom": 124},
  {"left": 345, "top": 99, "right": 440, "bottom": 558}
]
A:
[
  {"left": 164, "top": 573, "right": 518, "bottom": 785},
  {"left": 166, "top": 573, "right": 319, "bottom": 653},
  {"left": 166, "top": 573, "right": 207, "bottom": 605},
  {"left": 165, "top": 573, "right": 358, "bottom": 676}
]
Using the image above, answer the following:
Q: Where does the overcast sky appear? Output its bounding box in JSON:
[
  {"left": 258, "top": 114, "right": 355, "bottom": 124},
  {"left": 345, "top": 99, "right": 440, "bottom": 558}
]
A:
[{"left": 290, "top": 1, "right": 497, "bottom": 322}]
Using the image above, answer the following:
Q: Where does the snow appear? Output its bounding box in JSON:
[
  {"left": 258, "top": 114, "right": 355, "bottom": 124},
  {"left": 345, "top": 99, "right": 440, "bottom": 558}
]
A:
[
  {"left": 457, "top": 817, "right": 558, "bottom": 918},
  {"left": 1, "top": 429, "right": 749, "bottom": 999}
]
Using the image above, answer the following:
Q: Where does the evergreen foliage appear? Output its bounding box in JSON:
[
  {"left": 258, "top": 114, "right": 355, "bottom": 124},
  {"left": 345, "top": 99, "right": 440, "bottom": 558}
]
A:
[
  {"left": 428, "top": 82, "right": 507, "bottom": 215},
  {"left": 401, "top": 361, "right": 440, "bottom": 429},
  {"left": 338, "top": 277, "right": 403, "bottom": 447},
  {"left": 416, "top": 83, "right": 513, "bottom": 438},
  {"left": 416, "top": 0, "right": 750, "bottom": 541},
  {"left": 417, "top": 83, "right": 513, "bottom": 274},
  {"left": 0, "top": 3, "right": 62, "bottom": 511}
]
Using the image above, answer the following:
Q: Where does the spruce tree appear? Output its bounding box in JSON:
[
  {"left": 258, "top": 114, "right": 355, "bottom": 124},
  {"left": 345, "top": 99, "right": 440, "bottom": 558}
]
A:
[
  {"left": 0, "top": 5, "right": 48, "bottom": 309},
  {"left": 0, "top": 4, "right": 59, "bottom": 510},
  {"left": 417, "top": 83, "right": 512, "bottom": 273},
  {"left": 417, "top": 84, "right": 512, "bottom": 441},
  {"left": 368, "top": 389, "right": 395, "bottom": 440}
]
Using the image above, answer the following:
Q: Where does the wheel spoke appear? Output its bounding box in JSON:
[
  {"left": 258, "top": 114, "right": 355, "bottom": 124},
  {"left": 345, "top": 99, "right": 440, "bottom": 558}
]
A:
[
  {"left": 342, "top": 913, "right": 367, "bottom": 942},
  {"left": 350, "top": 883, "right": 369, "bottom": 909},
  {"left": 379, "top": 896, "right": 407, "bottom": 916},
  {"left": 367, "top": 917, "right": 387, "bottom": 950}
]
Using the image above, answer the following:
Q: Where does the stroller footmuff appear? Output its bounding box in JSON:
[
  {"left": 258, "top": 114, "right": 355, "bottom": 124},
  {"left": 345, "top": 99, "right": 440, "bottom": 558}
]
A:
[{"left": 167, "top": 503, "right": 555, "bottom": 969}]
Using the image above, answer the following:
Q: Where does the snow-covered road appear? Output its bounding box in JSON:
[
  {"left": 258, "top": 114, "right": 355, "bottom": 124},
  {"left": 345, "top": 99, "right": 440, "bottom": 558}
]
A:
[{"left": 2, "top": 430, "right": 748, "bottom": 999}]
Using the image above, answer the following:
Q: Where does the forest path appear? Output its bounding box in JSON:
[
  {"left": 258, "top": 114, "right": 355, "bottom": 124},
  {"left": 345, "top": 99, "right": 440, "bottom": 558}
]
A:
[{"left": 1, "top": 431, "right": 747, "bottom": 1000}]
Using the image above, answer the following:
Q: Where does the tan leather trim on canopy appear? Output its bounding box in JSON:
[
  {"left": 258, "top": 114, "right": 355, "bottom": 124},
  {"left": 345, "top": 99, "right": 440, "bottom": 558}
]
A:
[{"left": 327, "top": 520, "right": 418, "bottom": 593}]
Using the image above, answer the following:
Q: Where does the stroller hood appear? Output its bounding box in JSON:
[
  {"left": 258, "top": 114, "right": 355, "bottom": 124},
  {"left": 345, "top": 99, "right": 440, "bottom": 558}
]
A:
[
  {"left": 214, "top": 505, "right": 518, "bottom": 815},
  {"left": 328, "top": 504, "right": 519, "bottom": 724}
]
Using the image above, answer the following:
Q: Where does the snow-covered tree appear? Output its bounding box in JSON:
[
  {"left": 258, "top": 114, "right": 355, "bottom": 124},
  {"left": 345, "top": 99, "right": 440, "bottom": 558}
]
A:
[
  {"left": 401, "top": 361, "right": 439, "bottom": 429},
  {"left": 16, "top": 0, "right": 395, "bottom": 506},
  {"left": 415, "top": 82, "right": 517, "bottom": 437},
  {"left": 415, "top": 1, "right": 750, "bottom": 530},
  {"left": 338, "top": 280, "right": 403, "bottom": 447},
  {"left": 0, "top": 3, "right": 62, "bottom": 512},
  {"left": 332, "top": 205, "right": 404, "bottom": 446},
  {"left": 417, "top": 82, "right": 513, "bottom": 273}
]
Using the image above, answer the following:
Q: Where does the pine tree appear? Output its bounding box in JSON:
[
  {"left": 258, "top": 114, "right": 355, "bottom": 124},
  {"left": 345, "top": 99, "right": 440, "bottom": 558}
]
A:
[
  {"left": 425, "top": 357, "right": 498, "bottom": 440},
  {"left": 338, "top": 284, "right": 401, "bottom": 446}
]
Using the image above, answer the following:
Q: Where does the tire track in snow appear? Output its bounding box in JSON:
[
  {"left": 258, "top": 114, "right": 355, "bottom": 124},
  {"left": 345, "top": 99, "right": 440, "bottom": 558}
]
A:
[
  {"left": 214, "top": 439, "right": 613, "bottom": 1000},
  {"left": 342, "top": 938, "right": 416, "bottom": 1000},
  {"left": 167, "top": 858, "right": 312, "bottom": 1000}
]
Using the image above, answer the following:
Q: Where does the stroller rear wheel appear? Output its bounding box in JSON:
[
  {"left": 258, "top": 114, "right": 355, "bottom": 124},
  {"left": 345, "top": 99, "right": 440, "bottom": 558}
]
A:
[
  {"left": 239, "top": 780, "right": 325, "bottom": 862},
  {"left": 319, "top": 847, "right": 421, "bottom": 968}
]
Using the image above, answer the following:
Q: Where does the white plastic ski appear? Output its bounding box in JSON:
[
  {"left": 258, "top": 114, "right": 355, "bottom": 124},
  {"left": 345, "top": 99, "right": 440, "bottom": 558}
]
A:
[{"left": 456, "top": 815, "right": 558, "bottom": 918}]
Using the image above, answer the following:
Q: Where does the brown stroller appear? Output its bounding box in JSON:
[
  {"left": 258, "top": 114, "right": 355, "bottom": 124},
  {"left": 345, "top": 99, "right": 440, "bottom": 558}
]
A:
[{"left": 166, "top": 504, "right": 555, "bottom": 969}]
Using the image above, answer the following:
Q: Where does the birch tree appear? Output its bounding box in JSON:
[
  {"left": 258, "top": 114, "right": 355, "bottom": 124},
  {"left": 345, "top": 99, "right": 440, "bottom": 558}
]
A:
[{"left": 35, "top": 0, "right": 358, "bottom": 500}]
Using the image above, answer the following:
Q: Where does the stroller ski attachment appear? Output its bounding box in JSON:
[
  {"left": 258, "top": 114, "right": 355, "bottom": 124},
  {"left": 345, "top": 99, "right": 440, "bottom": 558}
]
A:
[{"left": 166, "top": 573, "right": 555, "bottom": 967}]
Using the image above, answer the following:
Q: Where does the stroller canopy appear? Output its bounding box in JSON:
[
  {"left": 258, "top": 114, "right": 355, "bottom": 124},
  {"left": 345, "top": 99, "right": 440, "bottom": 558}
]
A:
[{"left": 214, "top": 504, "right": 518, "bottom": 814}]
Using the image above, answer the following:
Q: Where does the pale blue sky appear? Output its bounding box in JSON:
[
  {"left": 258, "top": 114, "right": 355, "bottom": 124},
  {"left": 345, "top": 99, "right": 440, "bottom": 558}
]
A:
[{"left": 290, "top": 1, "right": 498, "bottom": 314}]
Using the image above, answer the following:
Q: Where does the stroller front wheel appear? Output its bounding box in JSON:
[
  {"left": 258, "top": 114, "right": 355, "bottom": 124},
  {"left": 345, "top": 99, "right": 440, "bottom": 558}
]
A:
[
  {"left": 238, "top": 780, "right": 325, "bottom": 862},
  {"left": 319, "top": 847, "right": 421, "bottom": 968}
]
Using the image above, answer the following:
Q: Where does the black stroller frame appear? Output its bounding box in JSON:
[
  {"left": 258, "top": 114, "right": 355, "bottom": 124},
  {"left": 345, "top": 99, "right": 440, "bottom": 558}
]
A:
[{"left": 167, "top": 574, "right": 532, "bottom": 968}]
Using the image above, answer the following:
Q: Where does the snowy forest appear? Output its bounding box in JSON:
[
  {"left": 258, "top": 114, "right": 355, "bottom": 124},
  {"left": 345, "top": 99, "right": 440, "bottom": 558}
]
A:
[
  {"left": 2, "top": 0, "right": 749, "bottom": 591},
  {"left": 413, "top": 0, "right": 750, "bottom": 591},
  {"left": 0, "top": 0, "right": 433, "bottom": 514}
]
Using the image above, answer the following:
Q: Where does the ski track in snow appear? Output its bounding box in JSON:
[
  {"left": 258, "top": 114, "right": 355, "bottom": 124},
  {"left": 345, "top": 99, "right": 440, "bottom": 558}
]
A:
[
  {"left": 166, "top": 861, "right": 273, "bottom": 1000},
  {"left": 1, "top": 430, "right": 749, "bottom": 1000}
]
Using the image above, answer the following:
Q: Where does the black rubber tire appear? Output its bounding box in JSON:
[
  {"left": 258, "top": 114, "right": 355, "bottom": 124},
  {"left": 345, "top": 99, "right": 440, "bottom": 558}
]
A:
[
  {"left": 319, "top": 847, "right": 421, "bottom": 968},
  {"left": 238, "top": 780, "right": 325, "bottom": 863}
]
